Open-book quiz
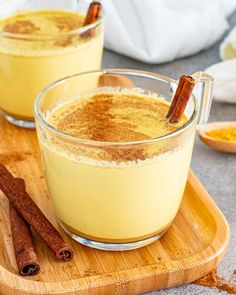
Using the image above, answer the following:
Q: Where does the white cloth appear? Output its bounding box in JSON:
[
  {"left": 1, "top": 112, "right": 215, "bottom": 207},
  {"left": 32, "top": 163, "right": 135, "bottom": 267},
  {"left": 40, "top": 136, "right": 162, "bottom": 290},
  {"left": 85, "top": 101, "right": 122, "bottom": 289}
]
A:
[
  {"left": 206, "top": 59, "right": 236, "bottom": 104},
  {"left": 102, "top": 0, "right": 236, "bottom": 64}
]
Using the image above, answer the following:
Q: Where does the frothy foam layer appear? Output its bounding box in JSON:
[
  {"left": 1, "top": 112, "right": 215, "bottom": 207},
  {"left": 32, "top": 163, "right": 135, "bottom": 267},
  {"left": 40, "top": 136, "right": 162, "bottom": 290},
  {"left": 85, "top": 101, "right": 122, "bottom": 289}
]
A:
[
  {"left": 45, "top": 90, "right": 187, "bottom": 163},
  {"left": 0, "top": 10, "right": 91, "bottom": 54},
  {"left": 48, "top": 92, "right": 186, "bottom": 142},
  {"left": 0, "top": 10, "right": 83, "bottom": 35}
]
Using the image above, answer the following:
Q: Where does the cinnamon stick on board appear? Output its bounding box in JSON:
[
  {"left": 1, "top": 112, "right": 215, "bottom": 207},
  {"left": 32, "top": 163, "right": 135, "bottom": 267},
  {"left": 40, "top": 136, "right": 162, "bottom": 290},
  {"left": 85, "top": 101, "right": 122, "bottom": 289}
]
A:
[
  {"left": 10, "top": 178, "right": 40, "bottom": 276},
  {"left": 167, "top": 75, "right": 195, "bottom": 123},
  {"left": 0, "top": 164, "right": 74, "bottom": 261},
  {"left": 82, "top": 1, "right": 102, "bottom": 38},
  {"left": 10, "top": 205, "right": 40, "bottom": 276}
]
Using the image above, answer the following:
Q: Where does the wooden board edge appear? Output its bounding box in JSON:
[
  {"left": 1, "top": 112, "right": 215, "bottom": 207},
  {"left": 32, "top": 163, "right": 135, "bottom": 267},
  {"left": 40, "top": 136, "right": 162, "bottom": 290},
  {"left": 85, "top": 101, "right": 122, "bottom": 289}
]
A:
[{"left": 0, "top": 170, "right": 230, "bottom": 295}]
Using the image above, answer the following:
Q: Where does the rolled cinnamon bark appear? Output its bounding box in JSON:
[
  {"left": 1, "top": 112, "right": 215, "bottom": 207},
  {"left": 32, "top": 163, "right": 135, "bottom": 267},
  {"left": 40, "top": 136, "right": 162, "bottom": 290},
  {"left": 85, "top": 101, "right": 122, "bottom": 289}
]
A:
[
  {"left": 10, "top": 205, "right": 40, "bottom": 276},
  {"left": 167, "top": 75, "right": 186, "bottom": 119},
  {"left": 83, "top": 1, "right": 102, "bottom": 26},
  {"left": 167, "top": 75, "right": 195, "bottom": 123},
  {"left": 0, "top": 164, "right": 74, "bottom": 261},
  {"left": 82, "top": 1, "right": 102, "bottom": 38}
]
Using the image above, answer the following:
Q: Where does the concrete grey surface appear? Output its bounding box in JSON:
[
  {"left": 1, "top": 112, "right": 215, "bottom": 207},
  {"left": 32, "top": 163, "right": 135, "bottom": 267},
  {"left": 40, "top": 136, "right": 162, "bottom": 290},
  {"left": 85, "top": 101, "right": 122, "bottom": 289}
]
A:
[{"left": 102, "top": 11, "right": 236, "bottom": 295}]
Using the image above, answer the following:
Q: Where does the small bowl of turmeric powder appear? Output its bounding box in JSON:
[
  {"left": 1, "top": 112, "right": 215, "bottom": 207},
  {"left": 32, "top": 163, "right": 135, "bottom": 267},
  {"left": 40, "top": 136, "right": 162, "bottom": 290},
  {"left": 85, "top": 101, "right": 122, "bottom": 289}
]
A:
[{"left": 198, "top": 121, "right": 236, "bottom": 153}]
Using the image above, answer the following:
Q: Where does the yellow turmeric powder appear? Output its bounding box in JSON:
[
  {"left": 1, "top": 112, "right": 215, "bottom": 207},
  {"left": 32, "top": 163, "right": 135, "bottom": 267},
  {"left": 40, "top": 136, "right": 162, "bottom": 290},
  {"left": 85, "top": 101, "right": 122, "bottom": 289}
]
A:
[{"left": 206, "top": 128, "right": 236, "bottom": 142}]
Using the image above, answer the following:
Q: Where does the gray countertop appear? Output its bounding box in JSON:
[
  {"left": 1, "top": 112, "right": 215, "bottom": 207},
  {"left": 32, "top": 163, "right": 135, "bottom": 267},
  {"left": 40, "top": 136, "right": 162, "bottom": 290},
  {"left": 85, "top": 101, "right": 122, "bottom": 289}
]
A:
[{"left": 102, "top": 11, "right": 236, "bottom": 295}]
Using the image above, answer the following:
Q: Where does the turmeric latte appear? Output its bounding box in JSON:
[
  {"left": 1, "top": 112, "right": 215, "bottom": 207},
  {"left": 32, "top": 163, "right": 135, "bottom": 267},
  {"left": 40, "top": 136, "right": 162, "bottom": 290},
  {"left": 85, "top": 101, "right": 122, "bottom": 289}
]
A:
[
  {"left": 48, "top": 92, "right": 186, "bottom": 141},
  {"left": 39, "top": 89, "right": 195, "bottom": 244},
  {"left": 0, "top": 10, "right": 103, "bottom": 121}
]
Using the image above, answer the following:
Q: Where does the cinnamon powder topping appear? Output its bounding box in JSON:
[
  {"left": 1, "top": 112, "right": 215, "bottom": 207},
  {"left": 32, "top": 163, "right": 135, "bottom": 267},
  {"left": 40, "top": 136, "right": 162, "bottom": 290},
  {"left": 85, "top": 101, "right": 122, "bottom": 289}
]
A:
[
  {"left": 51, "top": 93, "right": 185, "bottom": 143},
  {"left": 1, "top": 10, "right": 83, "bottom": 36},
  {"left": 0, "top": 10, "right": 101, "bottom": 51},
  {"left": 47, "top": 91, "right": 187, "bottom": 162},
  {"left": 3, "top": 20, "right": 40, "bottom": 34},
  {"left": 47, "top": 15, "right": 82, "bottom": 32}
]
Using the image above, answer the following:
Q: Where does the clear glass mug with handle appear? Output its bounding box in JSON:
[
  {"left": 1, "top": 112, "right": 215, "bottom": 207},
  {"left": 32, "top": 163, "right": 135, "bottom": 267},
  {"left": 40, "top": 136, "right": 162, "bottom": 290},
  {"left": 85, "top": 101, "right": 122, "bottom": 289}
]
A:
[
  {"left": 0, "top": 0, "right": 104, "bottom": 128},
  {"left": 34, "top": 69, "right": 213, "bottom": 251}
]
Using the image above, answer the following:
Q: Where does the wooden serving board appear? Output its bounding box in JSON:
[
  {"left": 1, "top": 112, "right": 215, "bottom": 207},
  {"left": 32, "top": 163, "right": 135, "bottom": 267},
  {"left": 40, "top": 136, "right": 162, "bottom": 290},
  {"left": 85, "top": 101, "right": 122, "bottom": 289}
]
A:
[{"left": 0, "top": 115, "right": 229, "bottom": 295}]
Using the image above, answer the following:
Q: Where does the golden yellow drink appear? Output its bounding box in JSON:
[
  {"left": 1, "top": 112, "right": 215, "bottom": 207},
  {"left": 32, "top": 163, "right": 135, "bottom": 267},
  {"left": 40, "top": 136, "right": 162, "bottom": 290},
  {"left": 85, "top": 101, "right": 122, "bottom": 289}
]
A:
[
  {"left": 39, "top": 90, "right": 195, "bottom": 244},
  {"left": 0, "top": 10, "right": 103, "bottom": 125}
]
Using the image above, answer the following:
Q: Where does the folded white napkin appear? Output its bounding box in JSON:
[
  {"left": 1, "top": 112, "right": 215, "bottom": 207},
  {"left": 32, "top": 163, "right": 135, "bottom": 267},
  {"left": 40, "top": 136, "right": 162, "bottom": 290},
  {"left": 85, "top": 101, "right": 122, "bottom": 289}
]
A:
[
  {"left": 206, "top": 59, "right": 236, "bottom": 104},
  {"left": 102, "top": 0, "right": 236, "bottom": 64}
]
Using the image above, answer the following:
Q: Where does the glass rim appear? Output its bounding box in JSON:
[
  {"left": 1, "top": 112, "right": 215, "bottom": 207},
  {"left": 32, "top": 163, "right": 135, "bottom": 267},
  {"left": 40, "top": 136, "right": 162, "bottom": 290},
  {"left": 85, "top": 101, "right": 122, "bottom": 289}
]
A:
[
  {"left": 34, "top": 69, "right": 198, "bottom": 147},
  {"left": 0, "top": 9, "right": 104, "bottom": 40}
]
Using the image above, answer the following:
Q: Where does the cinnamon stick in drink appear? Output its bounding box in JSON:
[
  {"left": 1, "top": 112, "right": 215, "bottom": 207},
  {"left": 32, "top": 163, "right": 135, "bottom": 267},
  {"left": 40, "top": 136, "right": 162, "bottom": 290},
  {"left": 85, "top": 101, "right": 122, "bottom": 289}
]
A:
[
  {"left": 167, "top": 75, "right": 186, "bottom": 118},
  {"left": 84, "top": 1, "right": 102, "bottom": 26},
  {"left": 167, "top": 75, "right": 195, "bottom": 123},
  {"left": 82, "top": 1, "right": 102, "bottom": 38},
  {"left": 0, "top": 164, "right": 74, "bottom": 261}
]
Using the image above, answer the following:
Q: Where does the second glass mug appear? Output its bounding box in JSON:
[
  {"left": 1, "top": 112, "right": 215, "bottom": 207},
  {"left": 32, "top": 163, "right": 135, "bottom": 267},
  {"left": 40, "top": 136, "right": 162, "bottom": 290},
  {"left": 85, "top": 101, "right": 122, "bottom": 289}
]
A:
[
  {"left": 0, "top": 0, "right": 104, "bottom": 128},
  {"left": 34, "top": 69, "right": 213, "bottom": 251}
]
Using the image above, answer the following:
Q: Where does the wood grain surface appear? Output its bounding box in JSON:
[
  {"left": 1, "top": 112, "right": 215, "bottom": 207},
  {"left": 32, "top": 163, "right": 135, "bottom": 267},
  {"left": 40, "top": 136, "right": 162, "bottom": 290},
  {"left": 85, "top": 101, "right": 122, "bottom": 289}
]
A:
[{"left": 0, "top": 115, "right": 229, "bottom": 295}]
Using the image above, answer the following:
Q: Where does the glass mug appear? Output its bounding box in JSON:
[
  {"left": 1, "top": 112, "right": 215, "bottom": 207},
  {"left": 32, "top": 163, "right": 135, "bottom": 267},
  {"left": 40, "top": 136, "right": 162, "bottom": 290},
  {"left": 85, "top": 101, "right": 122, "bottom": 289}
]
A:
[
  {"left": 34, "top": 69, "right": 213, "bottom": 251},
  {"left": 0, "top": 0, "right": 104, "bottom": 128}
]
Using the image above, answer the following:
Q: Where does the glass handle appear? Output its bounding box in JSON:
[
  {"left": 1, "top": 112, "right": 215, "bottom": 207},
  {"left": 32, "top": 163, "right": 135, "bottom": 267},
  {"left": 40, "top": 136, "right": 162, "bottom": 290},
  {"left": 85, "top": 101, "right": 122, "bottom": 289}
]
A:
[{"left": 191, "top": 71, "right": 214, "bottom": 130}]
